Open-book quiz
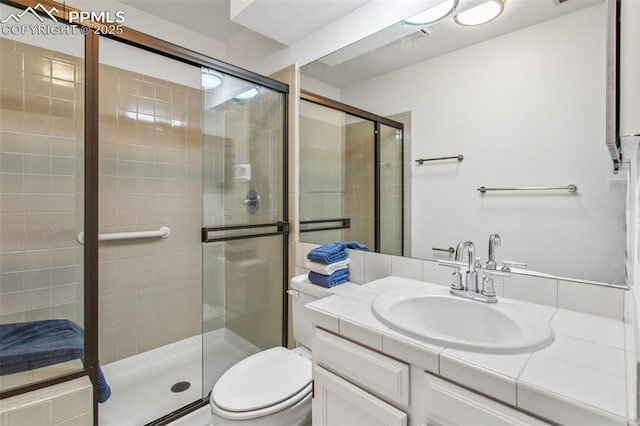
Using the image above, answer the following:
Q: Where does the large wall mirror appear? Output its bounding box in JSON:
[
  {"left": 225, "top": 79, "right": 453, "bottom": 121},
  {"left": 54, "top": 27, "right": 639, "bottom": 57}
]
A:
[{"left": 300, "top": 0, "right": 626, "bottom": 285}]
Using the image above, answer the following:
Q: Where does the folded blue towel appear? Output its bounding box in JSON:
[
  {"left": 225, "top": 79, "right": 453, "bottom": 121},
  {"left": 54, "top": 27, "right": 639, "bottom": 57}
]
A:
[
  {"left": 307, "top": 243, "right": 348, "bottom": 264},
  {"left": 308, "top": 269, "right": 350, "bottom": 287},
  {"left": 0, "top": 319, "right": 111, "bottom": 403},
  {"left": 345, "top": 241, "right": 370, "bottom": 251}
]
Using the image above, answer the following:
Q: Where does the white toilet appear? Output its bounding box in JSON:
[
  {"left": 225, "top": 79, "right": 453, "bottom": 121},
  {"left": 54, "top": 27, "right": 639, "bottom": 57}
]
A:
[{"left": 209, "top": 274, "right": 351, "bottom": 425}]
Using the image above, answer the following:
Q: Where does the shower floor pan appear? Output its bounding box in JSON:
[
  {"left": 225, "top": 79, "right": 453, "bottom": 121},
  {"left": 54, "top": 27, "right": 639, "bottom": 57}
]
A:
[{"left": 99, "top": 328, "right": 258, "bottom": 426}]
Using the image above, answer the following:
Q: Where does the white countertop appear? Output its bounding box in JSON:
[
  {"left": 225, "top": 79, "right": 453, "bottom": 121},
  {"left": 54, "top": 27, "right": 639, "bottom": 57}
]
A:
[{"left": 304, "top": 276, "right": 631, "bottom": 425}]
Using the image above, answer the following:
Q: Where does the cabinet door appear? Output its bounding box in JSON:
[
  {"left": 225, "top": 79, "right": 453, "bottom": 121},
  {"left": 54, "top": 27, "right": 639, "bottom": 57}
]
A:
[
  {"left": 423, "top": 373, "right": 549, "bottom": 426},
  {"left": 313, "top": 366, "right": 407, "bottom": 426}
]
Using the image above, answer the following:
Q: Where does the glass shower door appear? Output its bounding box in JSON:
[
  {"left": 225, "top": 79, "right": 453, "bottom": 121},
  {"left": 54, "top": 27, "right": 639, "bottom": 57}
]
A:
[
  {"left": 201, "top": 70, "right": 287, "bottom": 396},
  {"left": 378, "top": 124, "right": 403, "bottom": 256}
]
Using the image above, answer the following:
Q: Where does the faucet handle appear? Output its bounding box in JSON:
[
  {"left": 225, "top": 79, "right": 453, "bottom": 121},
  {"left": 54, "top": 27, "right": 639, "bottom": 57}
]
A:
[
  {"left": 500, "top": 260, "right": 527, "bottom": 272},
  {"left": 438, "top": 261, "right": 464, "bottom": 290},
  {"left": 480, "top": 269, "right": 508, "bottom": 301}
]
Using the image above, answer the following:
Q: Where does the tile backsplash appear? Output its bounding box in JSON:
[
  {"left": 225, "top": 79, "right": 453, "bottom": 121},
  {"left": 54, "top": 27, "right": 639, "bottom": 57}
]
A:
[{"left": 296, "top": 242, "right": 626, "bottom": 321}]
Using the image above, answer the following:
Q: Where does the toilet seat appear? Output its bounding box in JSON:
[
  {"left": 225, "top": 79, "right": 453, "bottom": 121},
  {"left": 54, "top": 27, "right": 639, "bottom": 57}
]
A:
[
  {"left": 210, "top": 383, "right": 312, "bottom": 421},
  {"left": 210, "top": 347, "right": 312, "bottom": 421}
]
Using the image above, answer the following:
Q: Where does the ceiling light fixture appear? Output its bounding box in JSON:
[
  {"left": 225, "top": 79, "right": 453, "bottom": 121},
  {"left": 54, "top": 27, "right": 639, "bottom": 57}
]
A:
[
  {"left": 202, "top": 70, "right": 223, "bottom": 90},
  {"left": 454, "top": 0, "right": 505, "bottom": 26},
  {"left": 403, "top": 0, "right": 459, "bottom": 26},
  {"left": 233, "top": 87, "right": 261, "bottom": 103}
]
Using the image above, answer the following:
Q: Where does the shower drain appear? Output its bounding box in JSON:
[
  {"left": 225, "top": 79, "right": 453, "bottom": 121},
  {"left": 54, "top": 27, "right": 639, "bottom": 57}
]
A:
[{"left": 171, "top": 381, "right": 191, "bottom": 393}]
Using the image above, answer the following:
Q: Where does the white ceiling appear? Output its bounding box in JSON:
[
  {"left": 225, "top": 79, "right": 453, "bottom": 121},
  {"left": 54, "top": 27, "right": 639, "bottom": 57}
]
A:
[
  {"left": 120, "top": 0, "right": 370, "bottom": 46},
  {"left": 119, "top": 0, "right": 246, "bottom": 42},
  {"left": 302, "top": 0, "right": 603, "bottom": 88},
  {"left": 230, "top": 0, "right": 370, "bottom": 46},
  {"left": 117, "top": 0, "right": 604, "bottom": 89}
]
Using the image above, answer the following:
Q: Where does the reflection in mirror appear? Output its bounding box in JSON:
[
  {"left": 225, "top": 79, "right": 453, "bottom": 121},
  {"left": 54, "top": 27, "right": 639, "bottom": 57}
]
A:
[
  {"left": 301, "top": 0, "right": 626, "bottom": 284},
  {"left": 0, "top": 5, "right": 86, "bottom": 393},
  {"left": 299, "top": 96, "right": 404, "bottom": 255}
]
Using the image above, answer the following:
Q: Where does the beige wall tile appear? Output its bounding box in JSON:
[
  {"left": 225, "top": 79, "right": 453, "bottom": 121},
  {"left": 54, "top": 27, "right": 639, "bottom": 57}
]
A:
[{"left": 6, "top": 401, "right": 52, "bottom": 425}]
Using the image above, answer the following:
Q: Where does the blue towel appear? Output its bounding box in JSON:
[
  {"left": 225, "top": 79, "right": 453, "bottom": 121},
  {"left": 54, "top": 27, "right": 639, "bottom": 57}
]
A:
[
  {"left": 308, "top": 270, "right": 350, "bottom": 287},
  {"left": 345, "top": 241, "right": 370, "bottom": 251},
  {"left": 0, "top": 319, "right": 111, "bottom": 403},
  {"left": 96, "top": 367, "right": 111, "bottom": 402},
  {"left": 307, "top": 243, "right": 348, "bottom": 264}
]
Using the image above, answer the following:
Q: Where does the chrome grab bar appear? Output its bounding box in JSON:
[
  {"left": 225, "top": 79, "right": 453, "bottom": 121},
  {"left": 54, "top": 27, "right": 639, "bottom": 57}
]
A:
[
  {"left": 416, "top": 155, "right": 463, "bottom": 165},
  {"left": 477, "top": 184, "right": 577, "bottom": 194},
  {"left": 77, "top": 226, "right": 170, "bottom": 244}
]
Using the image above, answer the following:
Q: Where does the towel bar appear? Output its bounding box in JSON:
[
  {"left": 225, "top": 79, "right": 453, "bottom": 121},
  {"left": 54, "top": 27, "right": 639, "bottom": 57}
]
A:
[
  {"left": 477, "top": 184, "right": 577, "bottom": 194},
  {"left": 416, "top": 155, "right": 463, "bottom": 165},
  {"left": 76, "top": 226, "right": 171, "bottom": 244},
  {"left": 432, "top": 246, "right": 455, "bottom": 254}
]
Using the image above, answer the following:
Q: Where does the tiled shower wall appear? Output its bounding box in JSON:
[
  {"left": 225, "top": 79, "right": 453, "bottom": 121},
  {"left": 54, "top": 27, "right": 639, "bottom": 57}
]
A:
[
  {"left": 0, "top": 39, "right": 84, "bottom": 326},
  {"left": 97, "top": 64, "right": 202, "bottom": 364}
]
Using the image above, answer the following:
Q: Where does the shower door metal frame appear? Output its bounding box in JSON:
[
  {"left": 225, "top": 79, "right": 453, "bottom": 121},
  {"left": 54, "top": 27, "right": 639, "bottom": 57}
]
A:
[
  {"left": 0, "top": 1, "right": 290, "bottom": 425},
  {"left": 300, "top": 90, "right": 405, "bottom": 255}
]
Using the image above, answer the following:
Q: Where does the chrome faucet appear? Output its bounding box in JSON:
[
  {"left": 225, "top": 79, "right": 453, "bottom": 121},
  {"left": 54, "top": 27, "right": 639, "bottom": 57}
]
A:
[
  {"left": 485, "top": 233, "right": 501, "bottom": 270},
  {"left": 456, "top": 241, "right": 478, "bottom": 293},
  {"left": 439, "top": 240, "right": 510, "bottom": 303}
]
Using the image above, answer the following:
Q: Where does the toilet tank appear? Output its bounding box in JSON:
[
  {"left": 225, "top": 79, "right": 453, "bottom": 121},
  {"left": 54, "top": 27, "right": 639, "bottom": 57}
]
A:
[{"left": 290, "top": 274, "right": 353, "bottom": 350}]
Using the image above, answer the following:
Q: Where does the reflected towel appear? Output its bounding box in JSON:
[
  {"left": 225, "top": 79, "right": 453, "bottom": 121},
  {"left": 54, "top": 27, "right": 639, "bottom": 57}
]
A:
[
  {"left": 0, "top": 319, "right": 111, "bottom": 403},
  {"left": 308, "top": 269, "right": 350, "bottom": 288},
  {"left": 307, "top": 243, "right": 348, "bottom": 264},
  {"left": 306, "top": 259, "right": 350, "bottom": 275},
  {"left": 345, "top": 241, "right": 370, "bottom": 251}
]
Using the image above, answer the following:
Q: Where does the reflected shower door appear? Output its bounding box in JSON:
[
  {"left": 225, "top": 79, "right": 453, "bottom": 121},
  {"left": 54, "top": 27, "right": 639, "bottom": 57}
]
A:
[
  {"left": 299, "top": 99, "right": 375, "bottom": 247},
  {"left": 201, "top": 71, "right": 287, "bottom": 395},
  {"left": 379, "top": 124, "right": 403, "bottom": 256}
]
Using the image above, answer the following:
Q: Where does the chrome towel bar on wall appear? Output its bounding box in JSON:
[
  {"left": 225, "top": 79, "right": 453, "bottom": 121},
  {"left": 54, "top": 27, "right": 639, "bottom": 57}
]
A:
[
  {"left": 415, "top": 155, "right": 464, "bottom": 165},
  {"left": 432, "top": 247, "right": 455, "bottom": 254},
  {"left": 477, "top": 184, "right": 578, "bottom": 194}
]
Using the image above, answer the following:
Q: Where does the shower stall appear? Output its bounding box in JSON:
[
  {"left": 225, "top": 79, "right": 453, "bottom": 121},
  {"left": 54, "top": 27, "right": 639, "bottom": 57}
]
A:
[{"left": 0, "top": 4, "right": 288, "bottom": 425}]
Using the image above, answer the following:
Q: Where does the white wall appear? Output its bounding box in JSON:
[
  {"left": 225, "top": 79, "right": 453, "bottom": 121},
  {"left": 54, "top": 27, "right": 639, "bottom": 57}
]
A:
[
  {"left": 341, "top": 4, "right": 626, "bottom": 284},
  {"left": 300, "top": 75, "right": 342, "bottom": 101}
]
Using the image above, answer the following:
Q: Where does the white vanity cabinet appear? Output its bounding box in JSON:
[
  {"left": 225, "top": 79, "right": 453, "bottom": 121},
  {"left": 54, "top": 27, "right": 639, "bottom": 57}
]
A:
[
  {"left": 311, "top": 327, "right": 550, "bottom": 426},
  {"left": 423, "top": 373, "right": 549, "bottom": 426},
  {"left": 312, "top": 327, "right": 409, "bottom": 426},
  {"left": 313, "top": 366, "right": 407, "bottom": 426}
]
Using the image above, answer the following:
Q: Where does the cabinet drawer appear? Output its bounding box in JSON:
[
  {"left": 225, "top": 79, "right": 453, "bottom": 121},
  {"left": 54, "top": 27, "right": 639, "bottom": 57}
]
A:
[
  {"left": 313, "top": 365, "right": 407, "bottom": 426},
  {"left": 313, "top": 328, "right": 410, "bottom": 406},
  {"left": 423, "top": 372, "right": 550, "bottom": 426}
]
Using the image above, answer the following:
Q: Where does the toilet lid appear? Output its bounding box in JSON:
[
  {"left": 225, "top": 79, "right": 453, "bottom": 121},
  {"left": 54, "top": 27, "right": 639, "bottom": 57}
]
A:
[{"left": 211, "top": 347, "right": 311, "bottom": 412}]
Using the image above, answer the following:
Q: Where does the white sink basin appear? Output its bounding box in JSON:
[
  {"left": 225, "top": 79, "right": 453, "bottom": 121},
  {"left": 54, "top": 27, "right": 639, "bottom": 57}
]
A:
[{"left": 371, "top": 291, "right": 554, "bottom": 354}]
